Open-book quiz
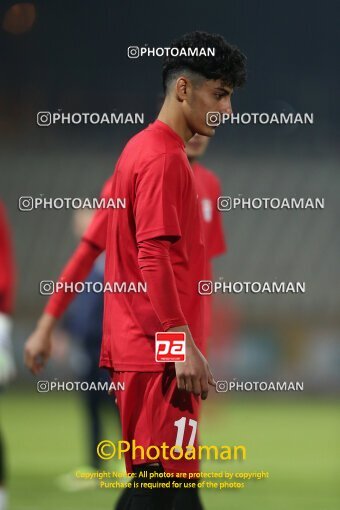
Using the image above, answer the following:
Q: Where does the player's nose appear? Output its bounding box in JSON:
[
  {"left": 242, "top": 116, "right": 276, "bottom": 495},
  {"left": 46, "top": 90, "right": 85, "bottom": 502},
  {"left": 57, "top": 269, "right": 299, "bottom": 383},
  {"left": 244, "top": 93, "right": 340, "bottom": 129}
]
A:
[{"left": 220, "top": 98, "right": 232, "bottom": 116}]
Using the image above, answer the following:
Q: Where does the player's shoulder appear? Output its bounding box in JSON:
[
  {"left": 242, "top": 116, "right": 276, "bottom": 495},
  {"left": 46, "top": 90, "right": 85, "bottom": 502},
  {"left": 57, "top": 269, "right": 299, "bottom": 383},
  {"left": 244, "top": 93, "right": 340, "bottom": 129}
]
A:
[
  {"left": 118, "top": 127, "right": 185, "bottom": 182},
  {"left": 124, "top": 123, "right": 184, "bottom": 160}
]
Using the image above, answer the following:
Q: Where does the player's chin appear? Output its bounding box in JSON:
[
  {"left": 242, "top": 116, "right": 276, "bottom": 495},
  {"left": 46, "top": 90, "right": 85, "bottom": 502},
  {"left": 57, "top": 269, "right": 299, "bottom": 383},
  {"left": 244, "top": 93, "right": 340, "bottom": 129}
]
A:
[{"left": 196, "top": 125, "right": 215, "bottom": 138}]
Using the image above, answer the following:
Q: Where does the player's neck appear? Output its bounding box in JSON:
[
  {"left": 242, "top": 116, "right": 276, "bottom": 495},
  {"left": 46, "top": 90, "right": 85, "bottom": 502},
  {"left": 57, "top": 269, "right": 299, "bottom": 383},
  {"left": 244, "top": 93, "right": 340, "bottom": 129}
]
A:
[
  {"left": 187, "top": 157, "right": 197, "bottom": 168},
  {"left": 158, "top": 100, "right": 194, "bottom": 143}
]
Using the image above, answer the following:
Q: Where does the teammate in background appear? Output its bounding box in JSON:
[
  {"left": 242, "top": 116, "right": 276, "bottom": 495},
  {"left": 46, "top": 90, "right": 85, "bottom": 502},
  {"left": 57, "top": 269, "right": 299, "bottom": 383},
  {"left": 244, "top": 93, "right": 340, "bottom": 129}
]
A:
[
  {"left": 24, "top": 179, "right": 110, "bottom": 359},
  {"left": 25, "top": 31, "right": 246, "bottom": 510},
  {"left": 0, "top": 201, "right": 16, "bottom": 510},
  {"left": 186, "top": 134, "right": 226, "bottom": 353},
  {"left": 54, "top": 209, "right": 118, "bottom": 491}
]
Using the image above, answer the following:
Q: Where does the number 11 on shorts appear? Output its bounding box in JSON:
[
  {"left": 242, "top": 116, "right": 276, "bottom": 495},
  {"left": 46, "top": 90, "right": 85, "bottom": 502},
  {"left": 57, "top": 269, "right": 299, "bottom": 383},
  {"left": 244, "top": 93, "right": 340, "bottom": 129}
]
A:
[{"left": 173, "top": 417, "right": 197, "bottom": 452}]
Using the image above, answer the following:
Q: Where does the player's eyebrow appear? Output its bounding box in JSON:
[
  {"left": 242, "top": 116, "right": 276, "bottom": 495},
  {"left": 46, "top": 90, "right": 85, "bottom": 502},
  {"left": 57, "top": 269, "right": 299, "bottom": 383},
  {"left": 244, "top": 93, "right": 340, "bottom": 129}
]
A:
[{"left": 214, "top": 86, "right": 233, "bottom": 95}]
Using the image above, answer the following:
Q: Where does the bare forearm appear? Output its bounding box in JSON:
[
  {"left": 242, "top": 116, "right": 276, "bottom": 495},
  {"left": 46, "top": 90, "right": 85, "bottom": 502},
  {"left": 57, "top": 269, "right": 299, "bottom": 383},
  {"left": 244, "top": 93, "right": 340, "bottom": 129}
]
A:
[{"left": 36, "top": 312, "right": 57, "bottom": 335}]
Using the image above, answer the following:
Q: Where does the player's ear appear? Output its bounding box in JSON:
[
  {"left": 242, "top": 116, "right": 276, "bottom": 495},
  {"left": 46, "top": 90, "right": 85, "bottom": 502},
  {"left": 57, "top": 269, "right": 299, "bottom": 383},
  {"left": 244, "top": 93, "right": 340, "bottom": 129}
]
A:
[{"left": 175, "top": 76, "right": 190, "bottom": 102}]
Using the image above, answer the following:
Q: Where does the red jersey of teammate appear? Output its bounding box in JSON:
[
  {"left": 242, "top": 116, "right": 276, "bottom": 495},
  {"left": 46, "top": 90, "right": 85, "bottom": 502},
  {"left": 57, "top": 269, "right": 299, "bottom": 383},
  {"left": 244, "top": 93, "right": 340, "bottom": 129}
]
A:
[
  {"left": 100, "top": 120, "right": 205, "bottom": 371},
  {"left": 192, "top": 162, "right": 226, "bottom": 346},
  {"left": 0, "top": 201, "right": 15, "bottom": 315},
  {"left": 193, "top": 162, "right": 226, "bottom": 270}
]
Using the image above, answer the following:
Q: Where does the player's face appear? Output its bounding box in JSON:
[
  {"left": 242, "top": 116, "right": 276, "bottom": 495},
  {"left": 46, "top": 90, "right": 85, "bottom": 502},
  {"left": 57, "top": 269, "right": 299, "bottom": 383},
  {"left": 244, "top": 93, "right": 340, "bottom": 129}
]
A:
[
  {"left": 185, "top": 134, "right": 210, "bottom": 160},
  {"left": 185, "top": 79, "right": 233, "bottom": 137}
]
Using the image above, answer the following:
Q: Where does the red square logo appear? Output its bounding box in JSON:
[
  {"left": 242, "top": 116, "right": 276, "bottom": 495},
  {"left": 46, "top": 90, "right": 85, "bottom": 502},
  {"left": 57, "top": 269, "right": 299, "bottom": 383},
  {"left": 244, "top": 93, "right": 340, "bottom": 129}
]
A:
[{"left": 155, "top": 332, "right": 186, "bottom": 362}]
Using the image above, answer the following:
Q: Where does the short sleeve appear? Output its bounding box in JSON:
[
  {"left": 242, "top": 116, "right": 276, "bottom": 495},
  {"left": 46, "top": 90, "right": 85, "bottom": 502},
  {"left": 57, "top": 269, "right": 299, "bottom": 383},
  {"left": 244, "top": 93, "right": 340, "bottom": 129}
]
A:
[{"left": 134, "top": 153, "right": 184, "bottom": 243}]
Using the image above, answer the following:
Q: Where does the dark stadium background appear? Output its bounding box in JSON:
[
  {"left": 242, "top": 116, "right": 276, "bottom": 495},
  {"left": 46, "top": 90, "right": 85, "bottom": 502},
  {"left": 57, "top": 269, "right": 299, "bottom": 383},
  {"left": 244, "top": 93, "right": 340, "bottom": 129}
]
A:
[{"left": 0, "top": 1, "right": 339, "bottom": 509}]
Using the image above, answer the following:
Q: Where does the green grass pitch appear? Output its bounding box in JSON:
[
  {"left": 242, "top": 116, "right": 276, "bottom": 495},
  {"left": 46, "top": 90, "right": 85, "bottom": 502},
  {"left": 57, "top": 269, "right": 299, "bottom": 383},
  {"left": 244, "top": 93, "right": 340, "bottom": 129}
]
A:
[{"left": 1, "top": 389, "right": 339, "bottom": 510}]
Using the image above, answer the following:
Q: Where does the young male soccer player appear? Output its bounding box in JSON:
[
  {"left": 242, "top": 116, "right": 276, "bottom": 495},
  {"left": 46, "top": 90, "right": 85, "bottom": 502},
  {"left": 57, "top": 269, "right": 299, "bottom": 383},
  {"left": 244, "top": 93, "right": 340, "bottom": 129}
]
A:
[
  {"left": 25, "top": 31, "right": 246, "bottom": 509},
  {"left": 101, "top": 31, "right": 246, "bottom": 509}
]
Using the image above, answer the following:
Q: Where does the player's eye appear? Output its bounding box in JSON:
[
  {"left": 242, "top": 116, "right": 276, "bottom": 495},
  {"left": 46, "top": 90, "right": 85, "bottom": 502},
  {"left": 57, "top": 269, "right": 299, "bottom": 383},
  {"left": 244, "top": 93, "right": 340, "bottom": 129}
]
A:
[{"left": 215, "top": 92, "right": 228, "bottom": 99}]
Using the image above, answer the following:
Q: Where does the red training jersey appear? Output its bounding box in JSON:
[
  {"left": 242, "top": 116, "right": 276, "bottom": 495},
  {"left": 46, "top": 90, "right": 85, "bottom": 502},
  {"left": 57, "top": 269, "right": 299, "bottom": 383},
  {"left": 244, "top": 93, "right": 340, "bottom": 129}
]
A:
[
  {"left": 100, "top": 120, "right": 205, "bottom": 371},
  {"left": 193, "top": 162, "right": 227, "bottom": 345},
  {"left": 193, "top": 161, "right": 226, "bottom": 269}
]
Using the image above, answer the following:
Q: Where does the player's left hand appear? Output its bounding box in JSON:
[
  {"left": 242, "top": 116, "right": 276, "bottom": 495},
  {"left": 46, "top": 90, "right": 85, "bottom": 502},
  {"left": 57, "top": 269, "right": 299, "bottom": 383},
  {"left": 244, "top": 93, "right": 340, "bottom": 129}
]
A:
[{"left": 173, "top": 325, "right": 216, "bottom": 400}]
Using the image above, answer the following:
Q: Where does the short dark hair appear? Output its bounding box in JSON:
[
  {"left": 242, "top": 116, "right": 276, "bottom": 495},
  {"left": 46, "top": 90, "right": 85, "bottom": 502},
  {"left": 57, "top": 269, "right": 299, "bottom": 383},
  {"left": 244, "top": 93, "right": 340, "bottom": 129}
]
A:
[{"left": 162, "top": 31, "right": 247, "bottom": 93}]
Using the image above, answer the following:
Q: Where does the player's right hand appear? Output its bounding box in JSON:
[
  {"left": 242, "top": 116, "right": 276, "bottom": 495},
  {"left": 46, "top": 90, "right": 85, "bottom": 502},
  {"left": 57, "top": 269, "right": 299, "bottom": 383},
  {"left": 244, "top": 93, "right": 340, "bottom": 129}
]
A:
[
  {"left": 173, "top": 325, "right": 216, "bottom": 400},
  {"left": 24, "top": 326, "right": 52, "bottom": 375}
]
